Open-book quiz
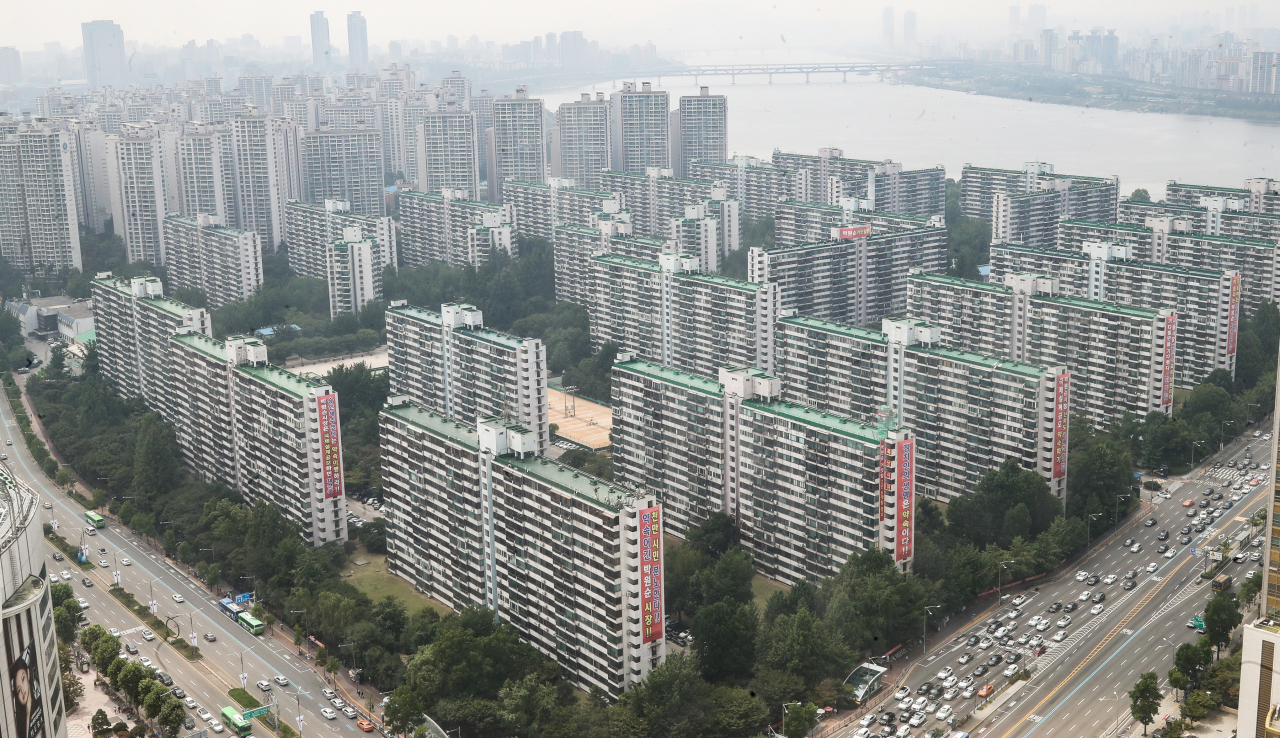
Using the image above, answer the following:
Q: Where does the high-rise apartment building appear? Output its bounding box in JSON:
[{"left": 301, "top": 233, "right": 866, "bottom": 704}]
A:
[
  {"left": 588, "top": 252, "right": 778, "bottom": 378},
  {"left": 773, "top": 199, "right": 944, "bottom": 250},
  {"left": 905, "top": 271, "right": 1176, "bottom": 428},
  {"left": 0, "top": 118, "right": 83, "bottom": 272},
  {"left": 381, "top": 406, "right": 663, "bottom": 697},
  {"left": 347, "top": 12, "right": 369, "bottom": 69},
  {"left": 1165, "top": 178, "right": 1280, "bottom": 216},
  {"left": 488, "top": 86, "right": 545, "bottom": 197},
  {"left": 91, "top": 274, "right": 212, "bottom": 406},
  {"left": 772, "top": 148, "right": 947, "bottom": 217},
  {"left": 599, "top": 168, "right": 715, "bottom": 234},
  {"left": 0, "top": 47, "right": 21, "bottom": 84},
  {"left": 990, "top": 240, "right": 1240, "bottom": 388},
  {"left": 690, "top": 156, "right": 791, "bottom": 220},
  {"left": 610, "top": 82, "right": 669, "bottom": 174},
  {"left": 237, "top": 76, "right": 275, "bottom": 110},
  {"left": 612, "top": 362, "right": 917, "bottom": 583},
  {"left": 162, "top": 214, "right": 263, "bottom": 310},
  {"left": 171, "top": 121, "right": 237, "bottom": 224},
  {"left": 326, "top": 227, "right": 381, "bottom": 317},
  {"left": 67, "top": 119, "right": 113, "bottom": 234},
  {"left": 284, "top": 198, "right": 396, "bottom": 280},
  {"left": 959, "top": 162, "right": 1119, "bottom": 227},
  {"left": 555, "top": 93, "right": 612, "bottom": 191},
  {"left": 553, "top": 217, "right": 634, "bottom": 306},
  {"left": 674, "top": 87, "right": 727, "bottom": 178},
  {"left": 300, "top": 125, "right": 384, "bottom": 217},
  {"left": 165, "top": 332, "right": 348, "bottom": 547},
  {"left": 903, "top": 10, "right": 917, "bottom": 45},
  {"left": 667, "top": 197, "right": 740, "bottom": 273},
  {"left": 386, "top": 302, "right": 549, "bottom": 454},
  {"left": 107, "top": 123, "right": 167, "bottom": 265},
  {"left": 398, "top": 189, "right": 514, "bottom": 266},
  {"left": 774, "top": 315, "right": 1069, "bottom": 501},
  {"left": 1248, "top": 51, "right": 1278, "bottom": 94},
  {"left": 415, "top": 105, "right": 480, "bottom": 196},
  {"left": 232, "top": 108, "right": 302, "bottom": 250},
  {"left": 310, "top": 11, "right": 332, "bottom": 70},
  {"left": 502, "top": 178, "right": 620, "bottom": 241},
  {"left": 82, "top": 20, "right": 128, "bottom": 88},
  {"left": 1115, "top": 198, "right": 1280, "bottom": 243}
]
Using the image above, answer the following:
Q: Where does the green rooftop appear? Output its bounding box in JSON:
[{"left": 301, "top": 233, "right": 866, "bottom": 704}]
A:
[
  {"left": 1169, "top": 182, "right": 1250, "bottom": 195},
  {"left": 1061, "top": 219, "right": 1151, "bottom": 233},
  {"left": 913, "top": 345, "right": 1051, "bottom": 380},
  {"left": 1034, "top": 294, "right": 1161, "bottom": 319},
  {"left": 170, "top": 332, "right": 227, "bottom": 362},
  {"left": 382, "top": 401, "right": 479, "bottom": 450},
  {"left": 501, "top": 454, "right": 632, "bottom": 512},
  {"left": 554, "top": 225, "right": 604, "bottom": 236},
  {"left": 907, "top": 272, "right": 1010, "bottom": 294},
  {"left": 387, "top": 303, "right": 525, "bottom": 350},
  {"left": 236, "top": 363, "right": 325, "bottom": 399},
  {"left": 92, "top": 276, "right": 204, "bottom": 319},
  {"left": 779, "top": 200, "right": 841, "bottom": 212},
  {"left": 992, "top": 242, "right": 1225, "bottom": 278},
  {"left": 614, "top": 360, "right": 723, "bottom": 397},
  {"left": 742, "top": 398, "right": 883, "bottom": 446},
  {"left": 681, "top": 271, "right": 765, "bottom": 291},
  {"left": 387, "top": 304, "right": 443, "bottom": 326},
  {"left": 591, "top": 254, "right": 662, "bottom": 272},
  {"left": 778, "top": 315, "right": 888, "bottom": 345}
]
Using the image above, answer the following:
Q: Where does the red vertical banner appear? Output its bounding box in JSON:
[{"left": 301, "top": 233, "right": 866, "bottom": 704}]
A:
[
  {"left": 639, "top": 506, "right": 664, "bottom": 643},
  {"left": 317, "top": 393, "right": 345, "bottom": 499},
  {"left": 895, "top": 438, "right": 915, "bottom": 562},
  {"left": 1052, "top": 373, "right": 1070, "bottom": 479},
  {"left": 1226, "top": 275, "right": 1241, "bottom": 356},
  {"left": 878, "top": 441, "right": 889, "bottom": 522},
  {"left": 1161, "top": 315, "right": 1177, "bottom": 408}
]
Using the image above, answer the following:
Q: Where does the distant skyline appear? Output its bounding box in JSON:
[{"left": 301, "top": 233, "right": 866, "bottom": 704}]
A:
[{"left": 2, "top": 0, "right": 1273, "bottom": 56}]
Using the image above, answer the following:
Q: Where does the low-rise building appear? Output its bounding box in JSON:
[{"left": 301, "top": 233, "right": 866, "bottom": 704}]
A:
[{"left": 4, "top": 294, "right": 94, "bottom": 340}]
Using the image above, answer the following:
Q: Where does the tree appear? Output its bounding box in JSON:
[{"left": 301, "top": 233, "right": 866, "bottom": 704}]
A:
[
  {"left": 1168, "top": 668, "right": 1189, "bottom": 702},
  {"left": 92, "top": 633, "right": 122, "bottom": 672},
  {"left": 63, "top": 670, "right": 85, "bottom": 711},
  {"left": 699, "top": 547, "right": 756, "bottom": 607},
  {"left": 56, "top": 468, "right": 72, "bottom": 486},
  {"left": 1128, "top": 672, "right": 1162, "bottom": 735},
  {"left": 1175, "top": 640, "right": 1212, "bottom": 688},
  {"left": 1130, "top": 188, "right": 1152, "bottom": 203},
  {"left": 117, "top": 662, "right": 150, "bottom": 706},
  {"left": 80, "top": 624, "right": 107, "bottom": 653},
  {"left": 686, "top": 513, "right": 739, "bottom": 558},
  {"left": 158, "top": 698, "right": 186, "bottom": 737},
  {"left": 782, "top": 702, "right": 818, "bottom": 738},
  {"left": 691, "top": 599, "right": 758, "bottom": 683},
  {"left": 497, "top": 673, "right": 558, "bottom": 735},
  {"left": 54, "top": 606, "right": 78, "bottom": 644},
  {"left": 665, "top": 545, "right": 706, "bottom": 620},
  {"left": 1180, "top": 690, "right": 1215, "bottom": 724},
  {"left": 383, "top": 685, "right": 426, "bottom": 735},
  {"left": 1204, "top": 590, "right": 1242, "bottom": 658},
  {"left": 144, "top": 680, "right": 170, "bottom": 719},
  {"left": 206, "top": 563, "right": 220, "bottom": 589},
  {"left": 131, "top": 413, "right": 179, "bottom": 505},
  {"left": 91, "top": 709, "right": 112, "bottom": 737}
]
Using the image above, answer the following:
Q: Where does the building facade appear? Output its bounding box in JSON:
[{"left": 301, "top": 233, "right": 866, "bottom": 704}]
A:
[
  {"left": 502, "top": 179, "right": 620, "bottom": 241},
  {"left": 283, "top": 199, "right": 397, "bottom": 281},
  {"left": 489, "top": 86, "right": 545, "bottom": 195},
  {"left": 674, "top": 87, "right": 727, "bottom": 178},
  {"left": 399, "top": 189, "right": 515, "bottom": 266},
  {"left": 162, "top": 214, "right": 263, "bottom": 310},
  {"left": 610, "top": 82, "right": 669, "bottom": 174},
  {"left": 689, "top": 156, "right": 790, "bottom": 221},
  {"left": 0, "top": 118, "right": 83, "bottom": 272},
  {"left": 415, "top": 106, "right": 480, "bottom": 197},
  {"left": 555, "top": 94, "right": 612, "bottom": 191},
  {"left": 326, "top": 228, "right": 382, "bottom": 317},
  {"left": 300, "top": 126, "right": 385, "bottom": 217}
]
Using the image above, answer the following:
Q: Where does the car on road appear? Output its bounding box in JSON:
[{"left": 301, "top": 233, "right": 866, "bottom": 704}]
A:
[
  {"left": 894, "top": 686, "right": 911, "bottom": 700},
  {"left": 1165, "top": 549, "right": 1177, "bottom": 559},
  {"left": 321, "top": 709, "right": 338, "bottom": 720},
  {"left": 256, "top": 680, "right": 272, "bottom": 692},
  {"left": 1147, "top": 563, "right": 1160, "bottom": 572},
  {"left": 331, "top": 698, "right": 346, "bottom": 709},
  {"left": 1036, "top": 619, "right": 1051, "bottom": 631},
  {"left": 936, "top": 666, "right": 953, "bottom": 680},
  {"left": 203, "top": 633, "right": 216, "bottom": 642},
  {"left": 121, "top": 558, "right": 130, "bottom": 566},
  {"left": 1063, "top": 602, "right": 1078, "bottom": 613},
  {"left": 1011, "top": 594, "right": 1027, "bottom": 606},
  {"left": 1103, "top": 574, "right": 1118, "bottom": 584},
  {"left": 58, "top": 570, "right": 70, "bottom": 581},
  {"left": 895, "top": 723, "right": 912, "bottom": 736},
  {"left": 930, "top": 684, "right": 945, "bottom": 699},
  {"left": 1090, "top": 604, "right": 1106, "bottom": 615},
  {"left": 341, "top": 707, "right": 358, "bottom": 719},
  {"left": 357, "top": 720, "right": 375, "bottom": 732},
  {"left": 1246, "top": 570, "right": 1258, "bottom": 581},
  {"left": 184, "top": 715, "right": 195, "bottom": 731},
  {"left": 986, "top": 653, "right": 1003, "bottom": 667},
  {"left": 1075, "top": 571, "right": 1089, "bottom": 582},
  {"left": 1032, "top": 644, "right": 1048, "bottom": 655},
  {"left": 1086, "top": 575, "right": 1100, "bottom": 585},
  {"left": 1187, "top": 510, "right": 1198, "bottom": 517},
  {"left": 1123, "top": 579, "right": 1137, "bottom": 590},
  {"left": 125, "top": 643, "right": 137, "bottom": 654},
  {"left": 977, "top": 684, "right": 995, "bottom": 698},
  {"left": 156, "top": 672, "right": 172, "bottom": 686},
  {"left": 1002, "top": 664, "right": 1019, "bottom": 677},
  {"left": 139, "top": 656, "right": 153, "bottom": 667},
  {"left": 1157, "top": 530, "right": 1169, "bottom": 541},
  {"left": 994, "top": 627, "right": 1008, "bottom": 638},
  {"left": 107, "top": 627, "right": 119, "bottom": 636},
  {"left": 1253, "top": 552, "right": 1263, "bottom": 562},
  {"left": 1255, "top": 538, "right": 1266, "bottom": 547},
  {"left": 1053, "top": 630, "right": 1068, "bottom": 642},
  {"left": 898, "top": 698, "right": 914, "bottom": 712},
  {"left": 1007, "top": 607, "right": 1023, "bottom": 619},
  {"left": 860, "top": 715, "right": 877, "bottom": 728},
  {"left": 75, "top": 598, "right": 88, "bottom": 610},
  {"left": 1056, "top": 615, "right": 1072, "bottom": 628},
  {"left": 1028, "top": 635, "right": 1044, "bottom": 647},
  {"left": 978, "top": 637, "right": 993, "bottom": 650},
  {"left": 1078, "top": 590, "right": 1091, "bottom": 601},
  {"left": 965, "top": 634, "right": 980, "bottom": 647},
  {"left": 1092, "top": 592, "right": 1106, "bottom": 604},
  {"left": 925, "top": 699, "right": 941, "bottom": 714},
  {"left": 81, "top": 578, "right": 93, "bottom": 587},
  {"left": 910, "top": 712, "right": 928, "bottom": 727},
  {"left": 936, "top": 705, "right": 954, "bottom": 721},
  {"left": 957, "top": 675, "right": 975, "bottom": 689},
  {"left": 209, "top": 721, "right": 224, "bottom": 734},
  {"left": 943, "top": 676, "right": 958, "bottom": 689},
  {"left": 1131, "top": 544, "right": 1142, "bottom": 553},
  {"left": 172, "top": 594, "right": 184, "bottom": 603},
  {"left": 183, "top": 697, "right": 198, "bottom": 709},
  {"left": 879, "top": 712, "right": 896, "bottom": 726},
  {"left": 273, "top": 675, "right": 289, "bottom": 687},
  {"left": 1182, "top": 499, "right": 1195, "bottom": 507},
  {"left": 916, "top": 683, "right": 933, "bottom": 695},
  {"left": 1046, "top": 602, "right": 1062, "bottom": 613},
  {"left": 961, "top": 686, "right": 977, "bottom": 699},
  {"left": 912, "top": 696, "right": 928, "bottom": 711},
  {"left": 958, "top": 652, "right": 973, "bottom": 664},
  {"left": 972, "top": 664, "right": 989, "bottom": 677},
  {"left": 97, "top": 559, "right": 109, "bottom": 567},
  {"left": 196, "top": 707, "right": 214, "bottom": 722},
  {"left": 1181, "top": 536, "right": 1193, "bottom": 544},
  {"left": 1016, "top": 633, "right": 1031, "bottom": 645},
  {"left": 323, "top": 688, "right": 338, "bottom": 700},
  {"left": 1123, "top": 538, "right": 1135, "bottom": 547},
  {"left": 1157, "top": 544, "right": 1169, "bottom": 553},
  {"left": 1145, "top": 518, "right": 1157, "bottom": 527},
  {"left": 140, "top": 628, "right": 155, "bottom": 641}
]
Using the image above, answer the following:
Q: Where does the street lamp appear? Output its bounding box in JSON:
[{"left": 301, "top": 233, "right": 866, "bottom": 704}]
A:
[
  {"left": 1191, "top": 440, "right": 1205, "bottom": 469},
  {"left": 1086, "top": 513, "right": 1102, "bottom": 547},
  {"left": 1221, "top": 420, "right": 1237, "bottom": 451},
  {"left": 997, "top": 560, "right": 1016, "bottom": 600},
  {"left": 922, "top": 605, "right": 940, "bottom": 656},
  {"left": 1114, "top": 493, "right": 1131, "bottom": 526}
]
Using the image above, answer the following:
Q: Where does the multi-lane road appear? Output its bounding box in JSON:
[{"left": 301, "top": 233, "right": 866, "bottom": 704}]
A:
[
  {"left": 2, "top": 383, "right": 380, "bottom": 736},
  {"left": 834, "top": 427, "right": 1271, "bottom": 738}
]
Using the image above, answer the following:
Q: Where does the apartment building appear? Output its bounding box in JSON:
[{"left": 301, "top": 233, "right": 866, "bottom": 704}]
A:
[
  {"left": 555, "top": 93, "right": 612, "bottom": 191},
  {"left": 166, "top": 332, "right": 348, "bottom": 547},
  {"left": 667, "top": 197, "right": 740, "bottom": 273},
  {"left": 773, "top": 199, "right": 945, "bottom": 250},
  {"left": 327, "top": 228, "right": 382, "bottom": 317},
  {"left": 610, "top": 81, "right": 669, "bottom": 174},
  {"left": 959, "top": 162, "right": 1119, "bottom": 225},
  {"left": 386, "top": 302, "right": 548, "bottom": 454},
  {"left": 489, "top": 86, "right": 545, "bottom": 194},
  {"left": 502, "top": 179, "right": 621, "bottom": 240},
  {"left": 1165, "top": 178, "right": 1280, "bottom": 216},
  {"left": 906, "top": 271, "right": 1176, "bottom": 428},
  {"left": 381, "top": 406, "right": 664, "bottom": 697},
  {"left": 283, "top": 199, "right": 397, "bottom": 281},
  {"left": 612, "top": 361, "right": 917, "bottom": 583},
  {"left": 231, "top": 108, "right": 303, "bottom": 250},
  {"left": 399, "top": 188, "right": 515, "bottom": 266},
  {"left": 91, "top": 274, "right": 212, "bottom": 406},
  {"left": 747, "top": 222, "right": 949, "bottom": 326},
  {"left": 551, "top": 211, "right": 637, "bottom": 305},
  {"left": 588, "top": 253, "right": 778, "bottom": 378},
  {"left": 162, "top": 214, "right": 263, "bottom": 310},
  {"left": 774, "top": 315, "right": 1069, "bottom": 501},
  {"left": 673, "top": 87, "right": 727, "bottom": 178},
  {"left": 0, "top": 117, "right": 83, "bottom": 272},
  {"left": 1116, "top": 197, "right": 1280, "bottom": 242},
  {"left": 415, "top": 104, "right": 480, "bottom": 197},
  {"left": 170, "top": 121, "right": 237, "bottom": 224},
  {"left": 772, "top": 148, "right": 946, "bottom": 217},
  {"left": 690, "top": 155, "right": 791, "bottom": 220},
  {"left": 300, "top": 125, "right": 385, "bottom": 217},
  {"left": 599, "top": 168, "right": 715, "bottom": 235},
  {"left": 989, "top": 240, "right": 1239, "bottom": 388},
  {"left": 107, "top": 123, "right": 167, "bottom": 264}
]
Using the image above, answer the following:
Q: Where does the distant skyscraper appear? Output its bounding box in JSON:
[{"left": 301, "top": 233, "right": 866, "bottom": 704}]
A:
[
  {"left": 609, "top": 81, "right": 669, "bottom": 174},
  {"left": 903, "top": 11, "right": 918, "bottom": 46},
  {"left": 1040, "top": 28, "right": 1056, "bottom": 67},
  {"left": 347, "top": 12, "right": 369, "bottom": 69},
  {"left": 676, "top": 87, "right": 727, "bottom": 178},
  {"left": 0, "top": 47, "right": 20, "bottom": 84},
  {"left": 310, "top": 11, "right": 331, "bottom": 70},
  {"left": 882, "top": 7, "right": 895, "bottom": 47},
  {"left": 82, "top": 20, "right": 128, "bottom": 88}
]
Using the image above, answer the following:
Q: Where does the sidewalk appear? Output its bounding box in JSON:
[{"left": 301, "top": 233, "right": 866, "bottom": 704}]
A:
[{"left": 265, "top": 620, "right": 387, "bottom": 727}]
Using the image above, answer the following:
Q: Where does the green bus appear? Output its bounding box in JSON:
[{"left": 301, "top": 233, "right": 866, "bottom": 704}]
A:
[
  {"left": 237, "top": 613, "right": 264, "bottom": 635},
  {"left": 221, "top": 707, "right": 252, "bottom": 736},
  {"left": 84, "top": 511, "right": 105, "bottom": 528}
]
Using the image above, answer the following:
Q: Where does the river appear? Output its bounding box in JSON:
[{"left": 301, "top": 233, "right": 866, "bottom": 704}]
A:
[{"left": 538, "top": 76, "right": 1279, "bottom": 197}]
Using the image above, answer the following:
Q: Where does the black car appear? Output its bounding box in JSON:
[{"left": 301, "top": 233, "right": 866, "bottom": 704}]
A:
[
  {"left": 1125, "top": 569, "right": 1138, "bottom": 579},
  {"left": 973, "top": 664, "right": 989, "bottom": 677},
  {"left": 879, "top": 712, "right": 896, "bottom": 725},
  {"left": 1047, "top": 602, "right": 1063, "bottom": 613},
  {"left": 156, "top": 672, "right": 173, "bottom": 686},
  {"left": 1180, "top": 536, "right": 1193, "bottom": 544},
  {"left": 1158, "top": 530, "right": 1169, "bottom": 541},
  {"left": 81, "top": 578, "right": 93, "bottom": 587},
  {"left": 1087, "top": 575, "right": 1100, "bottom": 585},
  {"left": 1064, "top": 602, "right": 1079, "bottom": 612},
  {"left": 125, "top": 643, "right": 137, "bottom": 654},
  {"left": 1180, "top": 525, "right": 1192, "bottom": 534},
  {"left": 183, "top": 715, "right": 195, "bottom": 730},
  {"left": 1145, "top": 518, "right": 1157, "bottom": 527},
  {"left": 986, "top": 622, "right": 1000, "bottom": 634},
  {"left": 1006, "top": 652, "right": 1022, "bottom": 664},
  {"left": 1092, "top": 592, "right": 1106, "bottom": 603},
  {"left": 1194, "top": 524, "right": 1205, "bottom": 533},
  {"left": 999, "top": 635, "right": 1012, "bottom": 646},
  {"left": 1123, "top": 579, "right": 1137, "bottom": 590},
  {"left": 171, "top": 687, "right": 186, "bottom": 699},
  {"left": 966, "top": 635, "right": 980, "bottom": 646},
  {"left": 917, "top": 683, "right": 933, "bottom": 695},
  {"left": 1199, "top": 499, "right": 1211, "bottom": 508},
  {"left": 900, "top": 711, "right": 913, "bottom": 723},
  {"left": 987, "top": 654, "right": 1004, "bottom": 667},
  {"left": 1157, "top": 544, "right": 1169, "bottom": 553},
  {"left": 1212, "top": 493, "right": 1224, "bottom": 500}
]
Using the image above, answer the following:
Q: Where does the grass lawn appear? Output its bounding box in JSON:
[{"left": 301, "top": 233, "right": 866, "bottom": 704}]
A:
[{"left": 339, "top": 545, "right": 450, "bottom": 615}]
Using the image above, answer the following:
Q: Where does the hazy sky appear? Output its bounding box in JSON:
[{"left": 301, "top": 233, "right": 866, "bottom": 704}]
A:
[{"left": 2, "top": 0, "right": 1259, "bottom": 55}]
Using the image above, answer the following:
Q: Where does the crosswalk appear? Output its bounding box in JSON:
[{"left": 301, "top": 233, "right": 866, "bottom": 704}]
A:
[{"left": 1205, "top": 466, "right": 1268, "bottom": 482}]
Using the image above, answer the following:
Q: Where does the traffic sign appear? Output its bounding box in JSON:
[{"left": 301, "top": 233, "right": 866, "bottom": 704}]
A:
[
  {"left": 241, "top": 706, "right": 270, "bottom": 719},
  {"left": 1210, "top": 551, "right": 1223, "bottom": 561},
  {"left": 1190, "top": 548, "right": 1200, "bottom": 557},
  {"left": 235, "top": 592, "right": 253, "bottom": 605}
]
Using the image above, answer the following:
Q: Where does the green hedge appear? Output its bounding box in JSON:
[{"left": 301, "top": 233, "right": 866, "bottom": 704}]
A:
[{"left": 229, "top": 688, "right": 262, "bottom": 709}]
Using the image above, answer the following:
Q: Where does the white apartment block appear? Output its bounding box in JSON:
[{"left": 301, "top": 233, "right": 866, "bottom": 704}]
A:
[
  {"left": 91, "top": 274, "right": 212, "bottom": 406},
  {"left": 667, "top": 197, "right": 740, "bottom": 273},
  {"left": 381, "top": 406, "right": 664, "bottom": 697},
  {"left": 990, "top": 176, "right": 1122, "bottom": 249},
  {"left": 107, "top": 123, "right": 167, "bottom": 264},
  {"left": 300, "top": 125, "right": 385, "bottom": 217},
  {"left": 1115, "top": 197, "right": 1280, "bottom": 242},
  {"left": 989, "top": 240, "right": 1240, "bottom": 389},
  {"left": 386, "top": 302, "right": 549, "bottom": 454},
  {"left": 170, "top": 121, "right": 237, "bottom": 224},
  {"left": 773, "top": 199, "right": 945, "bottom": 250},
  {"left": 162, "top": 214, "right": 263, "bottom": 310},
  {"left": 673, "top": 87, "right": 727, "bottom": 178},
  {"left": 166, "top": 332, "right": 349, "bottom": 547},
  {"left": 552, "top": 212, "right": 635, "bottom": 306},
  {"left": 690, "top": 155, "right": 791, "bottom": 220},
  {"left": 237, "top": 76, "right": 274, "bottom": 110},
  {"left": 327, "top": 227, "right": 382, "bottom": 318},
  {"left": 588, "top": 253, "right": 778, "bottom": 378},
  {"left": 284, "top": 198, "right": 397, "bottom": 281},
  {"left": 773, "top": 148, "right": 947, "bottom": 217},
  {"left": 599, "top": 168, "right": 716, "bottom": 235},
  {"left": 67, "top": 119, "right": 113, "bottom": 234},
  {"left": 748, "top": 222, "right": 949, "bottom": 326},
  {"left": 0, "top": 117, "right": 83, "bottom": 272},
  {"left": 502, "top": 178, "right": 621, "bottom": 241},
  {"left": 415, "top": 105, "right": 480, "bottom": 197},
  {"left": 612, "top": 361, "right": 917, "bottom": 583},
  {"left": 775, "top": 315, "right": 1069, "bottom": 501},
  {"left": 232, "top": 109, "right": 302, "bottom": 250},
  {"left": 489, "top": 86, "right": 545, "bottom": 196},
  {"left": 399, "top": 188, "right": 515, "bottom": 267},
  {"left": 610, "top": 82, "right": 669, "bottom": 175},
  {"left": 1165, "top": 178, "right": 1280, "bottom": 216},
  {"left": 960, "top": 162, "right": 1119, "bottom": 225},
  {"left": 555, "top": 93, "right": 612, "bottom": 191},
  {"left": 906, "top": 271, "right": 1176, "bottom": 429}
]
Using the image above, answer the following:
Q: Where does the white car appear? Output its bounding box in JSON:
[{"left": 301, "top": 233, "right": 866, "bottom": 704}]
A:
[
  {"left": 172, "top": 594, "right": 185, "bottom": 603},
  {"left": 1075, "top": 570, "right": 1089, "bottom": 582},
  {"left": 1090, "top": 604, "right": 1105, "bottom": 615},
  {"left": 323, "top": 689, "right": 338, "bottom": 700},
  {"left": 1028, "top": 635, "right": 1044, "bottom": 647},
  {"left": 1027, "top": 615, "right": 1041, "bottom": 627},
  {"left": 855, "top": 729, "right": 873, "bottom": 738},
  {"left": 978, "top": 637, "right": 994, "bottom": 650},
  {"left": 910, "top": 712, "right": 928, "bottom": 727},
  {"left": 1016, "top": 633, "right": 1031, "bottom": 645},
  {"left": 936, "top": 666, "right": 953, "bottom": 680},
  {"left": 341, "top": 707, "right": 357, "bottom": 719},
  {"left": 1036, "top": 619, "right": 1051, "bottom": 631},
  {"left": 138, "top": 657, "right": 153, "bottom": 668},
  {"left": 196, "top": 708, "right": 212, "bottom": 722},
  {"left": 1011, "top": 594, "right": 1027, "bottom": 606},
  {"left": 1078, "top": 591, "right": 1091, "bottom": 601},
  {"left": 936, "top": 705, "right": 953, "bottom": 721},
  {"left": 321, "top": 708, "right": 337, "bottom": 720},
  {"left": 98, "top": 559, "right": 109, "bottom": 568},
  {"left": 183, "top": 697, "right": 198, "bottom": 709},
  {"left": 894, "top": 686, "right": 911, "bottom": 701},
  {"left": 961, "top": 686, "right": 976, "bottom": 699},
  {"left": 1103, "top": 574, "right": 1117, "bottom": 584},
  {"left": 209, "top": 721, "right": 224, "bottom": 734},
  {"left": 1056, "top": 615, "right": 1071, "bottom": 628},
  {"left": 957, "top": 652, "right": 973, "bottom": 665},
  {"left": 912, "top": 696, "right": 928, "bottom": 711},
  {"left": 330, "top": 698, "right": 346, "bottom": 709},
  {"left": 1003, "top": 664, "right": 1019, "bottom": 677},
  {"left": 141, "top": 629, "right": 155, "bottom": 641},
  {"left": 256, "top": 680, "right": 272, "bottom": 692},
  {"left": 1052, "top": 630, "right": 1068, "bottom": 642},
  {"left": 958, "top": 675, "right": 975, "bottom": 689},
  {"left": 1007, "top": 607, "right": 1023, "bottom": 619},
  {"left": 942, "top": 676, "right": 958, "bottom": 689},
  {"left": 121, "top": 558, "right": 131, "bottom": 566},
  {"left": 1130, "top": 544, "right": 1142, "bottom": 553},
  {"left": 1146, "top": 563, "right": 1159, "bottom": 573},
  {"left": 59, "top": 571, "right": 71, "bottom": 581},
  {"left": 895, "top": 725, "right": 912, "bottom": 738},
  {"left": 1164, "top": 549, "right": 1177, "bottom": 558},
  {"left": 859, "top": 715, "right": 877, "bottom": 728},
  {"left": 994, "top": 627, "right": 1008, "bottom": 639},
  {"left": 898, "top": 698, "right": 914, "bottom": 712},
  {"left": 76, "top": 597, "right": 88, "bottom": 609}
]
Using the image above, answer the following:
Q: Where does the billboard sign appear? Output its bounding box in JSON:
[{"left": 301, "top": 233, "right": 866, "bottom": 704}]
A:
[
  {"left": 1052, "top": 372, "right": 1070, "bottom": 479},
  {"left": 317, "top": 393, "right": 345, "bottom": 499},
  {"left": 5, "top": 608, "right": 48, "bottom": 738},
  {"left": 1226, "top": 275, "right": 1242, "bottom": 356},
  {"left": 878, "top": 441, "right": 889, "bottom": 522},
  {"left": 1161, "top": 315, "right": 1177, "bottom": 408},
  {"left": 836, "top": 225, "right": 872, "bottom": 240},
  {"left": 638, "top": 506, "right": 664, "bottom": 643},
  {"left": 895, "top": 438, "right": 915, "bottom": 562}
]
